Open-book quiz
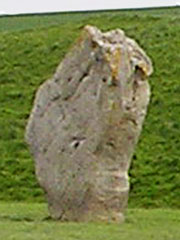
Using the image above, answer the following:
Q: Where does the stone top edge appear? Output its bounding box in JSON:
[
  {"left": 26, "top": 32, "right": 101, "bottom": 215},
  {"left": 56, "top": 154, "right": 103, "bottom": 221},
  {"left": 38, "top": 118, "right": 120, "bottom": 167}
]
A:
[{"left": 84, "top": 25, "right": 153, "bottom": 77}]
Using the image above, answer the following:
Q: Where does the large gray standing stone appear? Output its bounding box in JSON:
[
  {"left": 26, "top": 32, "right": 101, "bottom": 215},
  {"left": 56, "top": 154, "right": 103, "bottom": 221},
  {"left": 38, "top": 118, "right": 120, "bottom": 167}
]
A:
[{"left": 25, "top": 25, "right": 153, "bottom": 222}]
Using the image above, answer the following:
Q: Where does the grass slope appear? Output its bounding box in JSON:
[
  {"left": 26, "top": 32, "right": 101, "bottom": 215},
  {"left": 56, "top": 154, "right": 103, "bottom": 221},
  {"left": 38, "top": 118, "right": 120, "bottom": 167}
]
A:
[
  {"left": 0, "top": 203, "right": 180, "bottom": 240},
  {"left": 0, "top": 7, "right": 180, "bottom": 207}
]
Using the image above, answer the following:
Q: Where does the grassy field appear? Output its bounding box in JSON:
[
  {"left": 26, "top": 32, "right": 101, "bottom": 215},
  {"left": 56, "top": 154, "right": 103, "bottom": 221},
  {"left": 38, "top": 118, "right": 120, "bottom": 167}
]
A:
[
  {"left": 0, "top": 7, "right": 180, "bottom": 207},
  {"left": 0, "top": 7, "right": 179, "bottom": 33},
  {"left": 0, "top": 203, "right": 180, "bottom": 240}
]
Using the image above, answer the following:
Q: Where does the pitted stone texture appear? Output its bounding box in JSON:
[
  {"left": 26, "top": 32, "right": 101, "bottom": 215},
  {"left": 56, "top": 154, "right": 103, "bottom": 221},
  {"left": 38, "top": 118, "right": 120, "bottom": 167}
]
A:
[{"left": 25, "top": 26, "right": 153, "bottom": 222}]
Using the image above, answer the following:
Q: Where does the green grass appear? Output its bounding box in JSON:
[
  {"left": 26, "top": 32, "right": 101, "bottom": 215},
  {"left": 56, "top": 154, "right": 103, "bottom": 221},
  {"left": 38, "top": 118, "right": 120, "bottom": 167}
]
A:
[
  {"left": 0, "top": 7, "right": 179, "bottom": 33},
  {"left": 0, "top": 7, "right": 180, "bottom": 207},
  {"left": 0, "top": 203, "right": 180, "bottom": 240}
]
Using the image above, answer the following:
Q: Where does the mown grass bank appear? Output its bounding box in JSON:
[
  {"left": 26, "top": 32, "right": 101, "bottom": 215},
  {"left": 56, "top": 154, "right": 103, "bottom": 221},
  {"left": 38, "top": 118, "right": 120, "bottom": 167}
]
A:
[
  {"left": 0, "top": 203, "right": 180, "bottom": 240},
  {"left": 0, "top": 7, "right": 180, "bottom": 207}
]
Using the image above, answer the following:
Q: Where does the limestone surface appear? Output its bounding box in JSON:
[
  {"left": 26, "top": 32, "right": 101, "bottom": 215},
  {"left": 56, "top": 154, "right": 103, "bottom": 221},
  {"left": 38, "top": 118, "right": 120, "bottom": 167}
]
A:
[{"left": 25, "top": 25, "right": 153, "bottom": 222}]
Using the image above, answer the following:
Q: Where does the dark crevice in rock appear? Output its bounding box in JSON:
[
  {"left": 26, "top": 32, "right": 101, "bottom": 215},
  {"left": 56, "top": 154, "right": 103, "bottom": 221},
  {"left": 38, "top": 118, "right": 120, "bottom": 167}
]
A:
[
  {"left": 67, "top": 77, "right": 72, "bottom": 82},
  {"left": 73, "top": 141, "right": 80, "bottom": 149},
  {"left": 107, "top": 141, "right": 116, "bottom": 149},
  {"left": 79, "top": 72, "right": 89, "bottom": 82},
  {"left": 91, "top": 39, "right": 98, "bottom": 49},
  {"left": 128, "top": 118, "right": 138, "bottom": 126},
  {"left": 61, "top": 148, "right": 65, "bottom": 153},
  {"left": 43, "top": 147, "right": 48, "bottom": 153},
  {"left": 132, "top": 96, "right": 136, "bottom": 101},
  {"left": 95, "top": 56, "right": 101, "bottom": 62},
  {"left": 71, "top": 137, "right": 86, "bottom": 149},
  {"left": 125, "top": 105, "right": 131, "bottom": 111},
  {"left": 111, "top": 78, "right": 118, "bottom": 87}
]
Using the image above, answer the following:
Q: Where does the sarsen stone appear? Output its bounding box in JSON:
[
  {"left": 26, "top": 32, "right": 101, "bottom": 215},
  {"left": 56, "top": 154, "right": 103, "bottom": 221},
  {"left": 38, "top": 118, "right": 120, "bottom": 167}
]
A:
[{"left": 25, "top": 25, "right": 153, "bottom": 222}]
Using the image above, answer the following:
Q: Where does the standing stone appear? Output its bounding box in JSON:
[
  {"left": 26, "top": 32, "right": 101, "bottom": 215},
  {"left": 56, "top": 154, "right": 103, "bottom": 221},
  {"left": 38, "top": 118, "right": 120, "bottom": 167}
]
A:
[{"left": 25, "top": 25, "right": 153, "bottom": 222}]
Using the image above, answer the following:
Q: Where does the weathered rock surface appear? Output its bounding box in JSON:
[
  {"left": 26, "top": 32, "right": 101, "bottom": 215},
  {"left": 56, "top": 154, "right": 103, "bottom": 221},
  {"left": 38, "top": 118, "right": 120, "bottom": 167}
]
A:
[{"left": 25, "top": 25, "right": 153, "bottom": 222}]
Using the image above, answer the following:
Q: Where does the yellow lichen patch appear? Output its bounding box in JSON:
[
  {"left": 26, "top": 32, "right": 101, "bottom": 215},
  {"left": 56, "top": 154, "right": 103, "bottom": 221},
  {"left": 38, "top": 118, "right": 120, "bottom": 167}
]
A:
[
  {"left": 108, "top": 99, "right": 116, "bottom": 111},
  {"left": 105, "top": 47, "right": 122, "bottom": 82},
  {"left": 111, "top": 48, "right": 122, "bottom": 81},
  {"left": 137, "top": 61, "right": 152, "bottom": 77}
]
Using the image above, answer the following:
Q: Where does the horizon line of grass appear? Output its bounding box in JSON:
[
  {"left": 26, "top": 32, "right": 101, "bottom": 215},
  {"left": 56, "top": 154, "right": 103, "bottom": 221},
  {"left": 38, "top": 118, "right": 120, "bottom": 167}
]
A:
[{"left": 0, "top": 6, "right": 179, "bottom": 19}]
